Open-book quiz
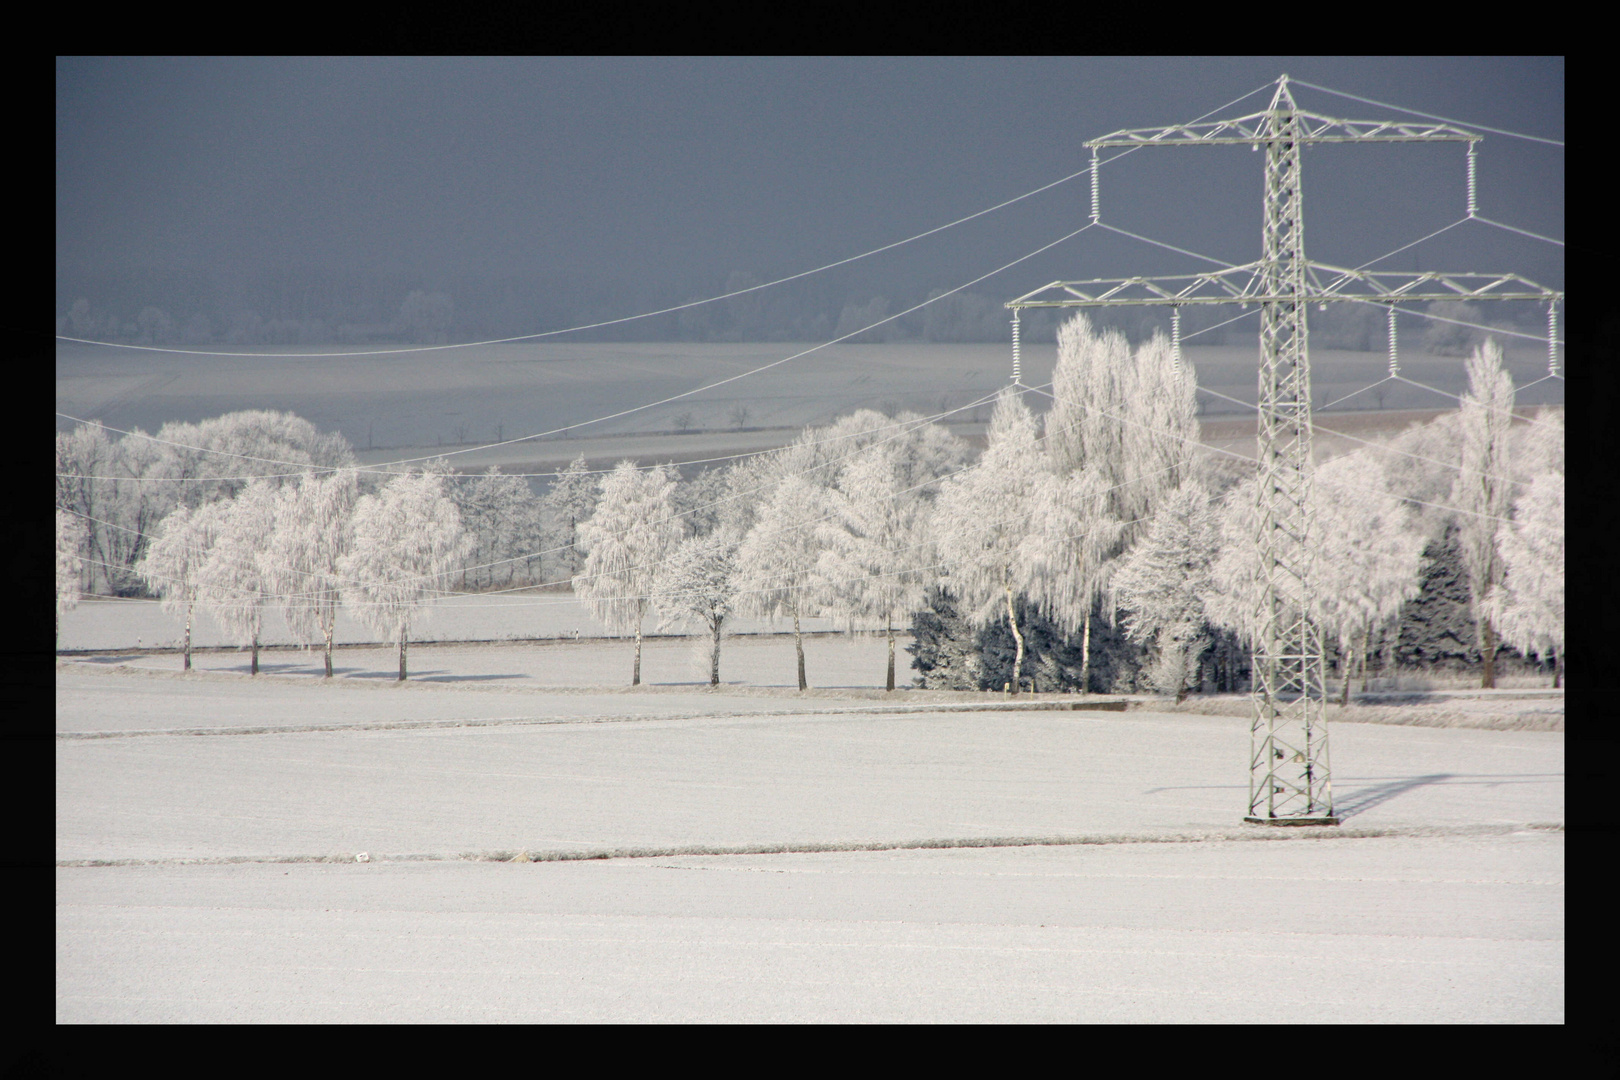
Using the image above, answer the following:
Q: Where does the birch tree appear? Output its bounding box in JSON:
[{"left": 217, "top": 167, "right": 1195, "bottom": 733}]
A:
[
  {"left": 267, "top": 470, "right": 359, "bottom": 677},
  {"left": 1046, "top": 315, "right": 1198, "bottom": 684},
  {"left": 135, "top": 500, "right": 227, "bottom": 670},
  {"left": 1311, "top": 451, "right": 1426, "bottom": 702},
  {"left": 198, "top": 480, "right": 281, "bottom": 675},
  {"left": 1454, "top": 341, "right": 1516, "bottom": 687},
  {"left": 652, "top": 530, "right": 740, "bottom": 687},
  {"left": 338, "top": 471, "right": 468, "bottom": 681},
  {"left": 573, "top": 461, "right": 683, "bottom": 685},
  {"left": 734, "top": 475, "right": 830, "bottom": 690},
  {"left": 933, "top": 387, "right": 1045, "bottom": 693},
  {"left": 1487, "top": 469, "right": 1563, "bottom": 686}
]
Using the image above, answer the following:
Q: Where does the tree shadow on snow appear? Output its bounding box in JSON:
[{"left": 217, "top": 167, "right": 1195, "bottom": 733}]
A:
[{"left": 414, "top": 673, "right": 527, "bottom": 683}]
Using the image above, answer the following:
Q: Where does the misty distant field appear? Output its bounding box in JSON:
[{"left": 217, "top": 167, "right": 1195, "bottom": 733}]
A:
[{"left": 56, "top": 340, "right": 1564, "bottom": 479}]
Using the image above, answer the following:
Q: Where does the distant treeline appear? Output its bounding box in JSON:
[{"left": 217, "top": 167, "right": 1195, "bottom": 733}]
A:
[{"left": 57, "top": 275, "right": 1536, "bottom": 353}]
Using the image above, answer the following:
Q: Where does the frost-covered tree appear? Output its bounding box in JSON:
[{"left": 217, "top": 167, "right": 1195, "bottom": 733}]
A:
[
  {"left": 339, "top": 471, "right": 468, "bottom": 681},
  {"left": 155, "top": 410, "right": 355, "bottom": 510},
  {"left": 1377, "top": 410, "right": 1465, "bottom": 543},
  {"left": 198, "top": 480, "right": 282, "bottom": 675},
  {"left": 1487, "top": 469, "right": 1563, "bottom": 686},
  {"left": 55, "top": 421, "right": 177, "bottom": 596},
  {"left": 653, "top": 530, "right": 740, "bottom": 687},
  {"left": 135, "top": 500, "right": 228, "bottom": 670},
  {"left": 574, "top": 461, "right": 683, "bottom": 685},
  {"left": 1208, "top": 473, "right": 1288, "bottom": 652},
  {"left": 1454, "top": 341, "right": 1516, "bottom": 687},
  {"left": 56, "top": 510, "right": 87, "bottom": 647},
  {"left": 734, "top": 475, "right": 831, "bottom": 690},
  {"left": 1311, "top": 451, "right": 1426, "bottom": 702},
  {"left": 819, "top": 440, "right": 936, "bottom": 691},
  {"left": 266, "top": 470, "right": 359, "bottom": 677},
  {"left": 454, "top": 467, "right": 545, "bottom": 589},
  {"left": 1045, "top": 315, "right": 1199, "bottom": 683},
  {"left": 543, "top": 455, "right": 598, "bottom": 581},
  {"left": 1024, "top": 463, "right": 1121, "bottom": 692},
  {"left": 1110, "top": 484, "right": 1220, "bottom": 700},
  {"left": 933, "top": 387, "right": 1046, "bottom": 693}
]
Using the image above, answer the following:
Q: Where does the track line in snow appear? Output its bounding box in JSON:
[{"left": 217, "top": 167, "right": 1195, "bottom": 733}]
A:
[
  {"left": 55, "top": 822, "right": 1564, "bottom": 868},
  {"left": 55, "top": 699, "right": 1127, "bottom": 740}
]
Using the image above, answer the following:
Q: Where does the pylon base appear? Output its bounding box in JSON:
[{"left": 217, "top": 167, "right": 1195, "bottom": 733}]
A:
[{"left": 1243, "top": 815, "right": 1341, "bottom": 827}]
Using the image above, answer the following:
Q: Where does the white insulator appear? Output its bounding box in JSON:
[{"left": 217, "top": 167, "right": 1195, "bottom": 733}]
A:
[
  {"left": 1090, "top": 147, "right": 1100, "bottom": 224},
  {"left": 1010, "top": 312, "right": 1022, "bottom": 383},
  {"left": 1547, "top": 300, "right": 1559, "bottom": 377},
  {"left": 1387, "top": 305, "right": 1399, "bottom": 377},
  {"left": 1170, "top": 307, "right": 1182, "bottom": 374},
  {"left": 1466, "top": 143, "right": 1478, "bottom": 218}
]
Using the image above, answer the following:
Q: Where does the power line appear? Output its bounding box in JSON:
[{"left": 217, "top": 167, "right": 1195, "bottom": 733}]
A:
[{"left": 1289, "top": 78, "right": 1566, "bottom": 147}]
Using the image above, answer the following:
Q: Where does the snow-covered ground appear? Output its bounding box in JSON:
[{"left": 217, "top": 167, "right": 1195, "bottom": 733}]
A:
[
  {"left": 58, "top": 651, "right": 1562, "bottom": 1022},
  {"left": 58, "top": 593, "right": 862, "bottom": 651}
]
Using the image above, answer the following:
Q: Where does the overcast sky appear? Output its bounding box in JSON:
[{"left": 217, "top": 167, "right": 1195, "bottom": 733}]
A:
[{"left": 56, "top": 56, "right": 1563, "bottom": 336}]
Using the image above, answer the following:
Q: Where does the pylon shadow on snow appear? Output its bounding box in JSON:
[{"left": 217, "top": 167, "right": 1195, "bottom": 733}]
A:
[{"left": 1332, "top": 773, "right": 1454, "bottom": 820}]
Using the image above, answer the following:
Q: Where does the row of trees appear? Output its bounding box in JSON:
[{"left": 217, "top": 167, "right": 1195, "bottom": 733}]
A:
[
  {"left": 57, "top": 318, "right": 1563, "bottom": 693},
  {"left": 565, "top": 321, "right": 1561, "bottom": 694}
]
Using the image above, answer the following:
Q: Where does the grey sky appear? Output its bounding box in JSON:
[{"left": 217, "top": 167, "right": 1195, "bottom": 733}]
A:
[{"left": 56, "top": 56, "right": 1563, "bottom": 338}]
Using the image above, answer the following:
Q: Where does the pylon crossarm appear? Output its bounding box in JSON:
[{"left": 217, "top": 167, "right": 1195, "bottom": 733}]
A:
[
  {"left": 1306, "top": 264, "right": 1561, "bottom": 303},
  {"left": 1008, "top": 265, "right": 1560, "bottom": 310},
  {"left": 1085, "top": 110, "right": 1479, "bottom": 149}
]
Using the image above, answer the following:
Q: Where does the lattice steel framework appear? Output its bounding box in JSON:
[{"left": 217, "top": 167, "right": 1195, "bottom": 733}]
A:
[{"left": 1008, "top": 76, "right": 1562, "bottom": 824}]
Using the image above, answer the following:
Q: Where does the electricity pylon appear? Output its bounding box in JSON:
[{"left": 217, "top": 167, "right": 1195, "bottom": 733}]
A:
[{"left": 1008, "top": 75, "right": 1561, "bottom": 824}]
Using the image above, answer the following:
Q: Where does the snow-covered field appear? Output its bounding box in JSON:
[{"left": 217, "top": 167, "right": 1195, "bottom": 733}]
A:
[
  {"left": 57, "top": 638, "right": 1563, "bottom": 1022},
  {"left": 56, "top": 339, "right": 1563, "bottom": 474},
  {"left": 58, "top": 592, "right": 862, "bottom": 652}
]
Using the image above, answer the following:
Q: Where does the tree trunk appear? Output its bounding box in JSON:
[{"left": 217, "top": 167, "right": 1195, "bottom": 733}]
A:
[
  {"left": 1552, "top": 646, "right": 1561, "bottom": 689},
  {"left": 793, "top": 607, "right": 807, "bottom": 691},
  {"left": 1339, "top": 630, "right": 1357, "bottom": 707},
  {"left": 1360, "top": 620, "right": 1372, "bottom": 693},
  {"left": 1479, "top": 616, "right": 1497, "bottom": 689},
  {"left": 1005, "top": 586, "right": 1024, "bottom": 696},
  {"left": 633, "top": 617, "right": 642, "bottom": 686},
  {"left": 251, "top": 635, "right": 259, "bottom": 676},
  {"left": 1080, "top": 608, "right": 1092, "bottom": 694},
  {"left": 710, "top": 618, "right": 721, "bottom": 687},
  {"left": 184, "top": 602, "right": 193, "bottom": 672},
  {"left": 323, "top": 611, "right": 335, "bottom": 679},
  {"left": 399, "top": 633, "right": 408, "bottom": 681},
  {"left": 886, "top": 616, "right": 896, "bottom": 692}
]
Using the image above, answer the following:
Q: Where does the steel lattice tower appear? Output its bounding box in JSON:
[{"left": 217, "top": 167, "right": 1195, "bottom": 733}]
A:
[{"left": 1007, "top": 76, "right": 1561, "bottom": 824}]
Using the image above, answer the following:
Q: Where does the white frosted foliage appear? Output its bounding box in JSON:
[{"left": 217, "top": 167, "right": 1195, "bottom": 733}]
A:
[
  {"left": 197, "top": 480, "right": 282, "bottom": 670},
  {"left": 1488, "top": 469, "right": 1563, "bottom": 663},
  {"left": 57, "top": 509, "right": 87, "bottom": 621},
  {"left": 1311, "top": 450, "right": 1426, "bottom": 690},
  {"left": 338, "top": 471, "right": 468, "bottom": 678},
  {"left": 1111, "top": 484, "right": 1220, "bottom": 697},
  {"left": 574, "top": 461, "right": 682, "bottom": 684},
  {"left": 1453, "top": 340, "right": 1516, "bottom": 685},
  {"left": 652, "top": 530, "right": 741, "bottom": 687},
  {"left": 267, "top": 470, "right": 359, "bottom": 674},
  {"left": 933, "top": 387, "right": 1045, "bottom": 690}
]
